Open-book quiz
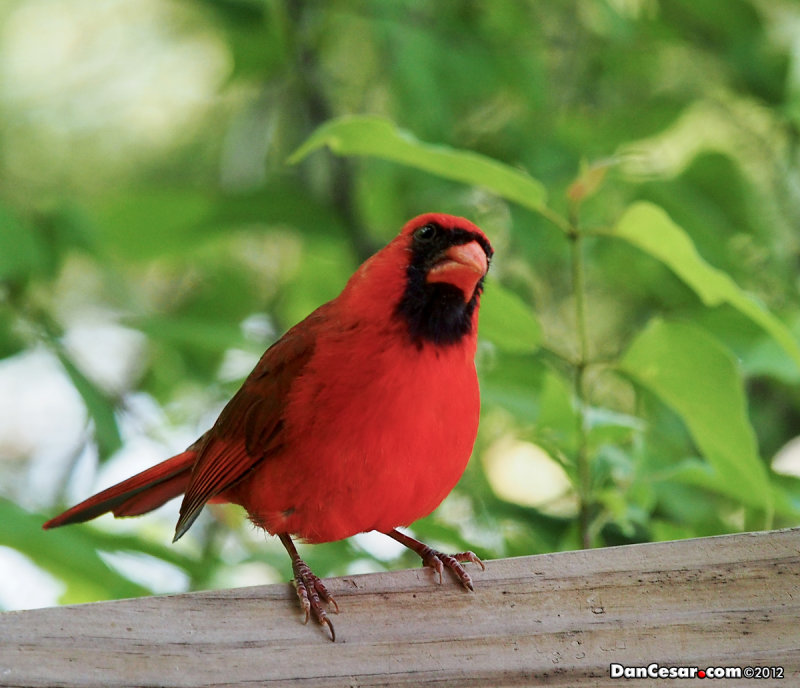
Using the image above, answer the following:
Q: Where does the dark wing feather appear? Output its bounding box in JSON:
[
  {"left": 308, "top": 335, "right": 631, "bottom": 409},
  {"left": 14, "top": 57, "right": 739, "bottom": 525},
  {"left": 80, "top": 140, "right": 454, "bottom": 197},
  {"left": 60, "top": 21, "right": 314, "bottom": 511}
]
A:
[{"left": 172, "top": 320, "right": 318, "bottom": 541}]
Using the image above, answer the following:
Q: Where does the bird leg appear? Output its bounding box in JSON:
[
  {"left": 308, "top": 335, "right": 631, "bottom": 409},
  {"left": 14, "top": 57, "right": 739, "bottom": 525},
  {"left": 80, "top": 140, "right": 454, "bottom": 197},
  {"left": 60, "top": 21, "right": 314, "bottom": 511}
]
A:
[
  {"left": 278, "top": 533, "right": 339, "bottom": 641},
  {"left": 385, "top": 528, "right": 485, "bottom": 591}
]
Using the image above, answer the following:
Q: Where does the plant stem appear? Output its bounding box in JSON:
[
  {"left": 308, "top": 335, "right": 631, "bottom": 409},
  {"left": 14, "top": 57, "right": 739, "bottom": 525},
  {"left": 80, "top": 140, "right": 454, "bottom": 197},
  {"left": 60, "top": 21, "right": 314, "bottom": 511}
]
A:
[{"left": 569, "top": 224, "right": 592, "bottom": 549}]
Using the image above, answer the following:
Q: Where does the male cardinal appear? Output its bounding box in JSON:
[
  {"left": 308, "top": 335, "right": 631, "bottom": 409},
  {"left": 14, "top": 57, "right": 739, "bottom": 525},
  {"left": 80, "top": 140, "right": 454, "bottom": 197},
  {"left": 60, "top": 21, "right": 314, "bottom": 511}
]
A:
[{"left": 44, "top": 213, "right": 493, "bottom": 641}]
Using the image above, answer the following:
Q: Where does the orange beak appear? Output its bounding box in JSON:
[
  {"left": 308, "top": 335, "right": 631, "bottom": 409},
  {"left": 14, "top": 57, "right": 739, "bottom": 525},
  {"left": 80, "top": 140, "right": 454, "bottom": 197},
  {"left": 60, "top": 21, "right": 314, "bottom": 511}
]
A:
[{"left": 426, "top": 241, "right": 489, "bottom": 299}]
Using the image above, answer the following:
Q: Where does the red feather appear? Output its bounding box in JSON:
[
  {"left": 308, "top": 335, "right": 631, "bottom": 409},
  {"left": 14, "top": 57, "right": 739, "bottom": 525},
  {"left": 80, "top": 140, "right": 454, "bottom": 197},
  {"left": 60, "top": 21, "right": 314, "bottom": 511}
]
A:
[
  {"left": 43, "top": 449, "right": 196, "bottom": 528},
  {"left": 44, "top": 212, "right": 493, "bottom": 640}
]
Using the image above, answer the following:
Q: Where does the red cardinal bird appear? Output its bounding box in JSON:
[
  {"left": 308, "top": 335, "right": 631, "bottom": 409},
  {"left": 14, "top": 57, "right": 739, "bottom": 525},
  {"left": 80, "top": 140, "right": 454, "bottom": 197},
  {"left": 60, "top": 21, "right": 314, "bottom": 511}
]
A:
[{"left": 44, "top": 213, "right": 493, "bottom": 641}]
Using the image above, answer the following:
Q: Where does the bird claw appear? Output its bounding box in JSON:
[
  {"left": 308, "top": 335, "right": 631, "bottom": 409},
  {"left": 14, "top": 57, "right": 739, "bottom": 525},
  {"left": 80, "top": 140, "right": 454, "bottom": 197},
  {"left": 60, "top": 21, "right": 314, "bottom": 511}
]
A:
[
  {"left": 290, "top": 557, "right": 339, "bottom": 641},
  {"left": 385, "top": 528, "right": 484, "bottom": 591},
  {"left": 418, "top": 547, "right": 484, "bottom": 591}
]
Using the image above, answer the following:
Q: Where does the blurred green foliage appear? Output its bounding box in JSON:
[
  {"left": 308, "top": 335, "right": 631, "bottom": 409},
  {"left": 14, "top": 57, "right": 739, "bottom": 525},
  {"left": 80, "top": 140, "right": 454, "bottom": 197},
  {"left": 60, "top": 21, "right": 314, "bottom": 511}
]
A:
[{"left": 2, "top": 0, "right": 800, "bottom": 608}]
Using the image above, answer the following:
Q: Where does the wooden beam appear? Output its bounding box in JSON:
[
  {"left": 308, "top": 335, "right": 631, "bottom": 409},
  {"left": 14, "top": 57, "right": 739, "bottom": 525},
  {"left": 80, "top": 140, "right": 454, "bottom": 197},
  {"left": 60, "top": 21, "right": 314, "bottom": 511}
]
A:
[{"left": 2, "top": 528, "right": 799, "bottom": 686}]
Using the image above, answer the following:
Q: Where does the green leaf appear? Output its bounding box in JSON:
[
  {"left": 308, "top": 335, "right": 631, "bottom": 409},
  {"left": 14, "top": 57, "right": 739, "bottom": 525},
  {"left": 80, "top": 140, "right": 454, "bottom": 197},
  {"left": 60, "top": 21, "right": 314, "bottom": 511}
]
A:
[
  {"left": 586, "top": 407, "right": 645, "bottom": 449},
  {"left": 692, "top": 309, "right": 800, "bottom": 384},
  {"left": 536, "top": 369, "right": 577, "bottom": 455},
  {"left": 479, "top": 352, "right": 546, "bottom": 420},
  {"left": 601, "top": 202, "right": 800, "bottom": 373},
  {"left": 289, "top": 115, "right": 548, "bottom": 213},
  {"left": 54, "top": 347, "right": 122, "bottom": 461},
  {"left": 620, "top": 319, "right": 771, "bottom": 513},
  {"left": 479, "top": 280, "right": 541, "bottom": 353}
]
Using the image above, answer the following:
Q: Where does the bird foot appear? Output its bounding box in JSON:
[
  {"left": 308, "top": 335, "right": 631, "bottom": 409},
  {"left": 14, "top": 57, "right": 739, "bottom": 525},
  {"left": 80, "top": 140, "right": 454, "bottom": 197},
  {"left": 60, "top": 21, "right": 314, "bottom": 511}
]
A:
[
  {"left": 291, "top": 557, "right": 339, "bottom": 640},
  {"left": 279, "top": 534, "right": 339, "bottom": 641},
  {"left": 417, "top": 546, "right": 485, "bottom": 590},
  {"left": 386, "top": 529, "right": 485, "bottom": 590}
]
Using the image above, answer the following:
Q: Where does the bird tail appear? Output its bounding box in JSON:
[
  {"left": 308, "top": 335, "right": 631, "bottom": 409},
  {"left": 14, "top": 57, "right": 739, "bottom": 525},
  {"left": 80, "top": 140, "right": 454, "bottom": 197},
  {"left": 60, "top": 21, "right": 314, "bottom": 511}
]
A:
[{"left": 42, "top": 449, "right": 197, "bottom": 530}]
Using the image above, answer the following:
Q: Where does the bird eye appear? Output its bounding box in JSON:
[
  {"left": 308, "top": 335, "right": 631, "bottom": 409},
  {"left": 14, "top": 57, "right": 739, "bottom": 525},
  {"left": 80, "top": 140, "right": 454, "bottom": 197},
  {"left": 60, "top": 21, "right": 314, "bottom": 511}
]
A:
[{"left": 414, "top": 224, "right": 438, "bottom": 242}]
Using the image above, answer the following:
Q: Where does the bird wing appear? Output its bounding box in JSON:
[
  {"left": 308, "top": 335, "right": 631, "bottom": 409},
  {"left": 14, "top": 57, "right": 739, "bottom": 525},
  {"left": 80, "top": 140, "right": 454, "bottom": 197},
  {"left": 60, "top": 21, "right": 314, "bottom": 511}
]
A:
[{"left": 173, "top": 314, "right": 321, "bottom": 541}]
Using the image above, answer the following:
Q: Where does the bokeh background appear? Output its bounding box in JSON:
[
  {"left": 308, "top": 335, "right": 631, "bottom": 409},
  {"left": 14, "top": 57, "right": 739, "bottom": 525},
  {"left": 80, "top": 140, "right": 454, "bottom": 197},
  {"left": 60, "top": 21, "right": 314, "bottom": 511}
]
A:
[{"left": 2, "top": 0, "right": 800, "bottom": 611}]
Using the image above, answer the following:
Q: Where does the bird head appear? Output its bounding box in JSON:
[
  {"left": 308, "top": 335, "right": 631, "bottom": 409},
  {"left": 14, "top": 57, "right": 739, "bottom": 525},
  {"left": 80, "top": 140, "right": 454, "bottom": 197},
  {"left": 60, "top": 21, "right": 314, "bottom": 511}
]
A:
[
  {"left": 400, "top": 213, "right": 492, "bottom": 297},
  {"left": 341, "top": 213, "right": 493, "bottom": 347},
  {"left": 394, "top": 214, "right": 493, "bottom": 346}
]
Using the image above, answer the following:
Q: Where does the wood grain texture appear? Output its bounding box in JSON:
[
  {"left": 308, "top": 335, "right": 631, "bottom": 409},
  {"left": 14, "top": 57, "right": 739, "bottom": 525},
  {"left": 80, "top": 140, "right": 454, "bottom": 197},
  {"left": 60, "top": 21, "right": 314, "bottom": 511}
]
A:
[{"left": 2, "top": 528, "right": 799, "bottom": 687}]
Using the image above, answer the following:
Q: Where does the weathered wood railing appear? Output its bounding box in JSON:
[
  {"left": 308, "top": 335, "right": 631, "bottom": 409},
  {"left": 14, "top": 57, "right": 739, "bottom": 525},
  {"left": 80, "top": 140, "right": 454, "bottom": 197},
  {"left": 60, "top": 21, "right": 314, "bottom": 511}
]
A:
[{"left": 2, "top": 528, "right": 799, "bottom": 686}]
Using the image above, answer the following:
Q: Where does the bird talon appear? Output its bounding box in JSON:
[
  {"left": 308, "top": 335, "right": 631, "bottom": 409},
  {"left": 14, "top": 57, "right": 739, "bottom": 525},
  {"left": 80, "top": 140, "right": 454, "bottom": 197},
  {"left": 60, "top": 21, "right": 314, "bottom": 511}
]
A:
[
  {"left": 321, "top": 615, "right": 336, "bottom": 642},
  {"left": 327, "top": 595, "right": 340, "bottom": 614},
  {"left": 453, "top": 550, "right": 485, "bottom": 572},
  {"left": 313, "top": 577, "right": 339, "bottom": 613},
  {"left": 292, "top": 579, "right": 312, "bottom": 623},
  {"left": 386, "top": 529, "right": 483, "bottom": 591},
  {"left": 425, "top": 555, "right": 445, "bottom": 584},
  {"left": 281, "top": 534, "right": 338, "bottom": 641}
]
